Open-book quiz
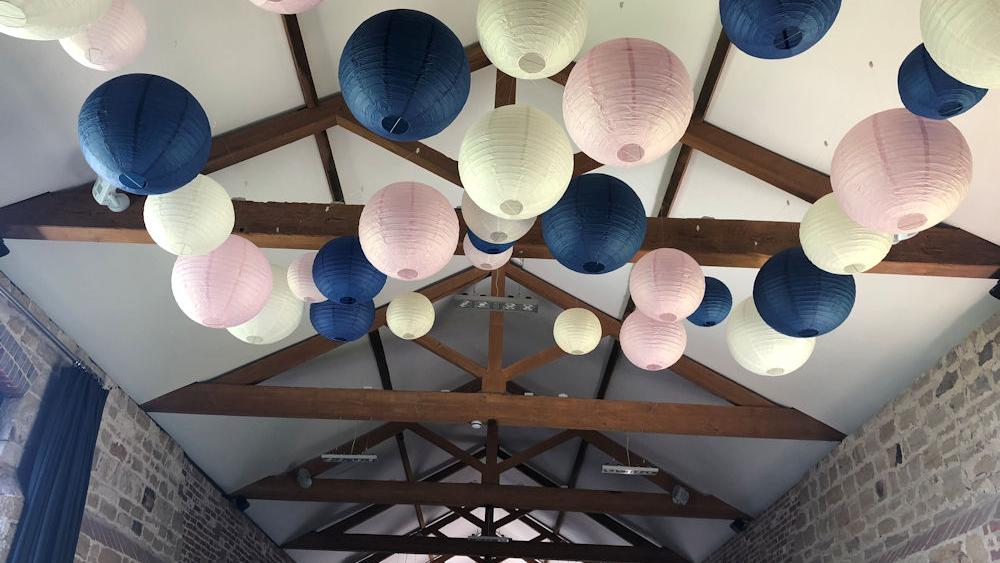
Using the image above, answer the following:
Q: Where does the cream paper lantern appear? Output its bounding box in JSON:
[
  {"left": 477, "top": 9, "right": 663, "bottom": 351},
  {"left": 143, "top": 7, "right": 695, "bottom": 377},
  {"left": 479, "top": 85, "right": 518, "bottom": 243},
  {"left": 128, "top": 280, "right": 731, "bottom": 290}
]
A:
[
  {"left": 921, "top": 0, "right": 1000, "bottom": 89},
  {"left": 286, "top": 252, "right": 326, "bottom": 303},
  {"left": 228, "top": 265, "right": 304, "bottom": 345},
  {"left": 0, "top": 0, "right": 111, "bottom": 40},
  {"left": 59, "top": 0, "right": 145, "bottom": 71},
  {"left": 459, "top": 105, "right": 574, "bottom": 220},
  {"left": 462, "top": 234, "right": 513, "bottom": 271},
  {"left": 387, "top": 292, "right": 435, "bottom": 340},
  {"left": 726, "top": 298, "right": 815, "bottom": 377},
  {"left": 799, "top": 193, "right": 893, "bottom": 275},
  {"left": 552, "top": 308, "right": 601, "bottom": 355},
  {"left": 461, "top": 192, "right": 536, "bottom": 244},
  {"left": 476, "top": 0, "right": 588, "bottom": 79},
  {"left": 143, "top": 175, "right": 235, "bottom": 256}
]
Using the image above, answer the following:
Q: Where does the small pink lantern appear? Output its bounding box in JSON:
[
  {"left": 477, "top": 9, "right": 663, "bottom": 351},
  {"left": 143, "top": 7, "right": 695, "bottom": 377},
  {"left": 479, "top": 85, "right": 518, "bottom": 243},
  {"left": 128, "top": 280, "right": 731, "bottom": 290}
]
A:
[
  {"left": 620, "top": 311, "right": 687, "bottom": 371},
  {"left": 247, "top": 0, "right": 323, "bottom": 14},
  {"left": 563, "top": 38, "right": 694, "bottom": 167},
  {"left": 59, "top": 0, "right": 146, "bottom": 71},
  {"left": 629, "top": 248, "right": 705, "bottom": 323},
  {"left": 171, "top": 235, "right": 273, "bottom": 328},
  {"left": 287, "top": 252, "right": 326, "bottom": 303},
  {"left": 359, "top": 182, "right": 459, "bottom": 281},
  {"left": 462, "top": 233, "right": 512, "bottom": 271},
  {"left": 831, "top": 108, "right": 973, "bottom": 233}
]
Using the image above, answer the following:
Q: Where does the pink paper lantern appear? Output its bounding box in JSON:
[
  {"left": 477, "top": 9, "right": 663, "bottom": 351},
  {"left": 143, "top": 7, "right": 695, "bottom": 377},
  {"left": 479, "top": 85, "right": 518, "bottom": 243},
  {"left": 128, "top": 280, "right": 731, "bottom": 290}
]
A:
[
  {"left": 462, "top": 233, "right": 512, "bottom": 271},
  {"left": 629, "top": 248, "right": 705, "bottom": 323},
  {"left": 620, "top": 311, "right": 687, "bottom": 371},
  {"left": 171, "top": 235, "right": 273, "bottom": 328},
  {"left": 247, "top": 0, "right": 323, "bottom": 14},
  {"left": 359, "top": 182, "right": 459, "bottom": 281},
  {"left": 563, "top": 38, "right": 694, "bottom": 167},
  {"left": 287, "top": 251, "right": 326, "bottom": 304},
  {"left": 831, "top": 108, "right": 973, "bottom": 233},
  {"left": 59, "top": 0, "right": 146, "bottom": 71}
]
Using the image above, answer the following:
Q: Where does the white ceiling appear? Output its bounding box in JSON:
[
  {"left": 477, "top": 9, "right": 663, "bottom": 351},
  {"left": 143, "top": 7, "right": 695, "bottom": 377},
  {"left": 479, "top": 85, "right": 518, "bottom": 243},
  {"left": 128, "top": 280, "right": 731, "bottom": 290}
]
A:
[{"left": 2, "top": 1, "right": 999, "bottom": 562}]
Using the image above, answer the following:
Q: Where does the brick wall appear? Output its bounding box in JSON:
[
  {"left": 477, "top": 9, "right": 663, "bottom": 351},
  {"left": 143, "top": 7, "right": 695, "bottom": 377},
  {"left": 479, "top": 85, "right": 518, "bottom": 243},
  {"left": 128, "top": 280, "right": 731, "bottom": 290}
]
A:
[
  {"left": 704, "top": 312, "right": 1000, "bottom": 563},
  {"left": 0, "top": 272, "right": 293, "bottom": 563}
]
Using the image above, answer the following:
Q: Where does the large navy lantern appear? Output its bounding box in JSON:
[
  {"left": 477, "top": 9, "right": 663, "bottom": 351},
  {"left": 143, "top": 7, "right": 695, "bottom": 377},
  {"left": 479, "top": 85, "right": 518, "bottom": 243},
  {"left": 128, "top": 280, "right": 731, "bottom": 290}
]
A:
[
  {"left": 753, "top": 247, "right": 856, "bottom": 337},
  {"left": 720, "top": 0, "right": 842, "bottom": 60},
  {"left": 541, "top": 173, "right": 646, "bottom": 274},
  {"left": 339, "top": 9, "right": 471, "bottom": 142},
  {"left": 78, "top": 74, "right": 211, "bottom": 195},
  {"left": 313, "top": 236, "right": 387, "bottom": 305},
  {"left": 898, "top": 44, "right": 987, "bottom": 120},
  {"left": 310, "top": 300, "right": 375, "bottom": 342},
  {"left": 688, "top": 277, "right": 733, "bottom": 327},
  {"left": 467, "top": 230, "right": 514, "bottom": 255}
]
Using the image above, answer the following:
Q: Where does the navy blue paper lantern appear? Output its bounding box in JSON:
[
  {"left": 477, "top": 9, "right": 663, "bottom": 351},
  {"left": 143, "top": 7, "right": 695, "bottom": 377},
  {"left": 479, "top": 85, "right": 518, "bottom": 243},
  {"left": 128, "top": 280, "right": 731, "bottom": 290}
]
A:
[
  {"left": 541, "top": 174, "right": 647, "bottom": 274},
  {"left": 720, "top": 0, "right": 841, "bottom": 60},
  {"left": 339, "top": 9, "right": 471, "bottom": 142},
  {"left": 313, "top": 236, "right": 387, "bottom": 305},
  {"left": 753, "top": 247, "right": 856, "bottom": 338},
  {"left": 898, "top": 44, "right": 987, "bottom": 120},
  {"left": 78, "top": 74, "right": 211, "bottom": 195},
  {"left": 310, "top": 299, "right": 375, "bottom": 342},
  {"left": 467, "top": 230, "right": 514, "bottom": 255},
  {"left": 688, "top": 277, "right": 733, "bottom": 327}
]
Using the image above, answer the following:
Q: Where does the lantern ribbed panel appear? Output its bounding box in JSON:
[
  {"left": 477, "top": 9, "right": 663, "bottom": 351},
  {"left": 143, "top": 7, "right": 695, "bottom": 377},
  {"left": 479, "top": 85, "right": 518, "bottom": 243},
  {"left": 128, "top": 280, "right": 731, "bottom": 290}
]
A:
[
  {"left": 228, "top": 265, "right": 304, "bottom": 345},
  {"left": 753, "top": 247, "right": 856, "bottom": 338},
  {"left": 467, "top": 230, "right": 513, "bottom": 255},
  {"left": 726, "top": 298, "right": 815, "bottom": 377},
  {"left": 310, "top": 300, "right": 375, "bottom": 342},
  {"left": 461, "top": 192, "right": 535, "bottom": 243},
  {"left": 359, "top": 182, "right": 460, "bottom": 281},
  {"left": 720, "top": 0, "right": 842, "bottom": 59},
  {"left": 476, "top": 0, "right": 587, "bottom": 79},
  {"left": 921, "top": 0, "right": 1000, "bottom": 89},
  {"left": 463, "top": 234, "right": 512, "bottom": 271},
  {"left": 171, "top": 235, "right": 272, "bottom": 328},
  {"left": 287, "top": 252, "right": 327, "bottom": 304},
  {"left": 142, "top": 175, "right": 234, "bottom": 256},
  {"left": 629, "top": 248, "right": 705, "bottom": 323},
  {"left": 78, "top": 74, "right": 211, "bottom": 196},
  {"left": 831, "top": 108, "right": 972, "bottom": 233},
  {"left": 898, "top": 44, "right": 987, "bottom": 120},
  {"left": 563, "top": 38, "right": 693, "bottom": 167},
  {"left": 339, "top": 9, "right": 470, "bottom": 142},
  {"left": 59, "top": 0, "right": 145, "bottom": 71},
  {"left": 0, "top": 0, "right": 110, "bottom": 40},
  {"left": 552, "top": 308, "right": 601, "bottom": 355},
  {"left": 799, "top": 193, "right": 892, "bottom": 275},
  {"left": 541, "top": 174, "right": 647, "bottom": 274},
  {"left": 247, "top": 0, "right": 322, "bottom": 14},
  {"left": 313, "top": 236, "right": 387, "bottom": 304},
  {"left": 620, "top": 311, "right": 686, "bottom": 371},
  {"left": 387, "top": 292, "right": 435, "bottom": 340},
  {"left": 459, "top": 105, "right": 574, "bottom": 220},
  {"left": 687, "top": 277, "right": 733, "bottom": 327}
]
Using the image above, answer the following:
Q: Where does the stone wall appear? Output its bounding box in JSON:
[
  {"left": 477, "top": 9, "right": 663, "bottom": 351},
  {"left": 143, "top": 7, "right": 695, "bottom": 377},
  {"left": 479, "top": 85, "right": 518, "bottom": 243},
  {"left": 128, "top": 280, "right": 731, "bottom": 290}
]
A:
[
  {"left": 0, "top": 272, "right": 293, "bottom": 563},
  {"left": 704, "top": 312, "right": 1000, "bottom": 563}
]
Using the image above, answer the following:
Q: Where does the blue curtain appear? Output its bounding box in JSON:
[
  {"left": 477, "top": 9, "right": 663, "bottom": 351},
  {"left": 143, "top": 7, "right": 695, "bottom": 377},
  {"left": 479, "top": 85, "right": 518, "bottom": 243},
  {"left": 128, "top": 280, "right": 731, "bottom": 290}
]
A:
[{"left": 8, "top": 364, "right": 108, "bottom": 563}]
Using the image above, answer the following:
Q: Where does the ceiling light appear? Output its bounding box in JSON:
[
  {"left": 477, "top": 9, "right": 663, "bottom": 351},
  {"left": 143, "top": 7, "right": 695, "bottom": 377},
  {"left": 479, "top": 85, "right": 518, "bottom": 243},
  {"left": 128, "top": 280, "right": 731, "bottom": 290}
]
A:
[{"left": 601, "top": 464, "right": 660, "bottom": 476}]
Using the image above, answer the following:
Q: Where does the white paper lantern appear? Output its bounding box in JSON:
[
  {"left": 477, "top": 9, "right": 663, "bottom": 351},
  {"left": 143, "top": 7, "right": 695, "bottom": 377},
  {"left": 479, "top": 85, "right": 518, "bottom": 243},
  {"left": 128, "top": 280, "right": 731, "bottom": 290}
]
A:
[
  {"left": 799, "top": 194, "right": 893, "bottom": 275},
  {"left": 619, "top": 311, "right": 686, "bottom": 371},
  {"left": 552, "top": 308, "right": 601, "bottom": 355},
  {"left": 287, "top": 252, "right": 327, "bottom": 303},
  {"left": 59, "top": 0, "right": 145, "bottom": 71},
  {"left": 461, "top": 192, "right": 536, "bottom": 244},
  {"left": 477, "top": 0, "right": 587, "bottom": 79},
  {"left": 143, "top": 175, "right": 235, "bottom": 256},
  {"left": 387, "top": 292, "right": 434, "bottom": 340},
  {"left": 0, "top": 0, "right": 111, "bottom": 40},
  {"left": 921, "top": 0, "right": 1000, "bottom": 89},
  {"left": 228, "top": 265, "right": 304, "bottom": 345},
  {"left": 459, "top": 105, "right": 573, "bottom": 220},
  {"left": 726, "top": 298, "right": 815, "bottom": 377},
  {"left": 462, "top": 234, "right": 512, "bottom": 271}
]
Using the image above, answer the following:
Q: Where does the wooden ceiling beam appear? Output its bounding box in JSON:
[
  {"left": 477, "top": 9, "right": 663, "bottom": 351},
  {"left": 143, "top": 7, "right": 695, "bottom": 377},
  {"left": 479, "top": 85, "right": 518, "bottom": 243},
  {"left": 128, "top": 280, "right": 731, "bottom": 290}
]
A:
[
  {"left": 501, "top": 344, "right": 568, "bottom": 381},
  {"left": 411, "top": 335, "right": 488, "bottom": 380},
  {"left": 496, "top": 430, "right": 577, "bottom": 473},
  {"left": 406, "top": 424, "right": 487, "bottom": 473},
  {"left": 484, "top": 268, "right": 507, "bottom": 393}
]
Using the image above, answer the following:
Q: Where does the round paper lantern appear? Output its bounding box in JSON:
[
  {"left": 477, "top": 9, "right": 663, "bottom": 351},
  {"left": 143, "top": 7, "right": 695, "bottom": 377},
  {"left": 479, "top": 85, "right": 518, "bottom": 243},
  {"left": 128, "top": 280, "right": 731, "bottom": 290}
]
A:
[
  {"left": 387, "top": 292, "right": 435, "bottom": 340},
  {"left": 476, "top": 0, "right": 587, "bottom": 79},
  {"left": 313, "top": 236, "right": 387, "bottom": 304},
  {"left": 921, "top": 0, "right": 1000, "bottom": 89},
  {"left": 339, "top": 9, "right": 470, "bottom": 142},
  {"left": 799, "top": 193, "right": 892, "bottom": 275},
  {"left": 687, "top": 277, "right": 733, "bottom": 327},
  {"left": 247, "top": 0, "right": 322, "bottom": 14},
  {"left": 831, "top": 108, "right": 972, "bottom": 233},
  {"left": 143, "top": 175, "right": 234, "bottom": 256},
  {"left": 460, "top": 192, "right": 535, "bottom": 244},
  {"left": 310, "top": 299, "right": 374, "bottom": 342},
  {"left": 228, "top": 265, "right": 304, "bottom": 345},
  {"left": 459, "top": 105, "right": 573, "bottom": 220},
  {"left": 753, "top": 247, "right": 856, "bottom": 338},
  {"left": 467, "top": 230, "right": 514, "bottom": 255},
  {"left": 462, "top": 234, "right": 512, "bottom": 271},
  {"left": 0, "top": 0, "right": 111, "bottom": 40},
  {"left": 171, "top": 235, "right": 272, "bottom": 328},
  {"left": 720, "top": 0, "right": 841, "bottom": 59},
  {"left": 726, "top": 298, "right": 815, "bottom": 376},
  {"left": 78, "top": 74, "right": 211, "bottom": 195},
  {"left": 620, "top": 311, "right": 687, "bottom": 371},
  {"left": 898, "top": 43, "right": 987, "bottom": 120},
  {"left": 541, "top": 174, "right": 646, "bottom": 274},
  {"left": 287, "top": 252, "right": 326, "bottom": 304},
  {"left": 629, "top": 248, "right": 705, "bottom": 323},
  {"left": 552, "top": 308, "right": 601, "bottom": 355},
  {"left": 563, "top": 38, "right": 693, "bottom": 167},
  {"left": 59, "top": 0, "right": 145, "bottom": 71}
]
